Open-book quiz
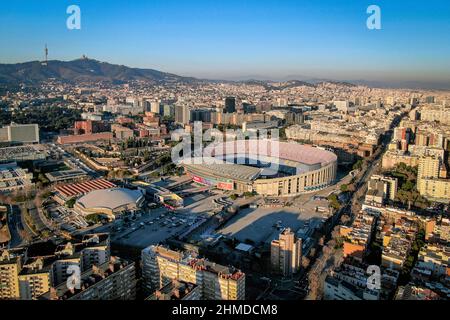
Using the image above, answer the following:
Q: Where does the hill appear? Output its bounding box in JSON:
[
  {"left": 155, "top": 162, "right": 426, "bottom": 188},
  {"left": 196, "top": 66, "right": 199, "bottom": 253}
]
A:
[{"left": 0, "top": 58, "right": 198, "bottom": 84}]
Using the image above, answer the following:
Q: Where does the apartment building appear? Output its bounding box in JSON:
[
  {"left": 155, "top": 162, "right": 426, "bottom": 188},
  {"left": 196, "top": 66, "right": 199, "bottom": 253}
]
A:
[
  {"left": 111, "top": 124, "right": 134, "bottom": 140},
  {"left": 420, "top": 107, "right": 450, "bottom": 125},
  {"left": 417, "top": 155, "right": 450, "bottom": 202},
  {"left": 381, "top": 218, "right": 417, "bottom": 270},
  {"left": 210, "top": 112, "right": 269, "bottom": 126},
  {"left": 428, "top": 218, "right": 450, "bottom": 244},
  {"left": 418, "top": 179, "right": 450, "bottom": 202},
  {"left": 324, "top": 264, "right": 379, "bottom": 300},
  {"left": 40, "top": 257, "right": 136, "bottom": 300},
  {"left": 175, "top": 105, "right": 191, "bottom": 125},
  {"left": 414, "top": 244, "right": 449, "bottom": 278},
  {"left": 0, "top": 249, "right": 22, "bottom": 299},
  {"left": 141, "top": 245, "right": 245, "bottom": 300},
  {"left": 18, "top": 258, "right": 51, "bottom": 300},
  {"left": 0, "top": 233, "right": 110, "bottom": 300},
  {"left": 418, "top": 155, "right": 442, "bottom": 180},
  {"left": 270, "top": 228, "right": 302, "bottom": 276},
  {"left": 286, "top": 124, "right": 377, "bottom": 158},
  {"left": 341, "top": 213, "right": 375, "bottom": 262},
  {"left": 365, "top": 175, "right": 398, "bottom": 206},
  {"left": 74, "top": 120, "right": 109, "bottom": 135},
  {"left": 147, "top": 280, "right": 201, "bottom": 300},
  {"left": 382, "top": 151, "right": 420, "bottom": 169},
  {"left": 395, "top": 284, "right": 442, "bottom": 300},
  {"left": 324, "top": 260, "right": 399, "bottom": 301}
]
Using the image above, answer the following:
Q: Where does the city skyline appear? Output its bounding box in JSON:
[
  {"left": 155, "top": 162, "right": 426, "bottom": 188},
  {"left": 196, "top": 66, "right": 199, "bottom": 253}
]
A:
[
  {"left": 1, "top": 0, "right": 450, "bottom": 88},
  {"left": 1, "top": 0, "right": 450, "bottom": 306}
]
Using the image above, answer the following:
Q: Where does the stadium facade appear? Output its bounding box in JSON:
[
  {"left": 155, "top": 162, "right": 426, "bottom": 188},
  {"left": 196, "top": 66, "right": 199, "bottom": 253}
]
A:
[{"left": 183, "top": 141, "right": 337, "bottom": 197}]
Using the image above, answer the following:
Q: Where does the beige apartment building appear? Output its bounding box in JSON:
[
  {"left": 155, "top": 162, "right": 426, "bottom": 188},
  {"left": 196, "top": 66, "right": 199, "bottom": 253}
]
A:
[
  {"left": 40, "top": 257, "right": 136, "bottom": 300},
  {"left": 0, "top": 250, "right": 21, "bottom": 299},
  {"left": 142, "top": 245, "right": 245, "bottom": 300},
  {"left": 418, "top": 155, "right": 441, "bottom": 180},
  {"left": 420, "top": 107, "right": 450, "bottom": 125},
  {"left": 18, "top": 258, "right": 51, "bottom": 300},
  {"left": 270, "top": 228, "right": 302, "bottom": 276},
  {"left": 418, "top": 179, "right": 450, "bottom": 202},
  {"left": 382, "top": 151, "right": 420, "bottom": 169},
  {"left": 367, "top": 175, "right": 398, "bottom": 201},
  {"left": 0, "top": 233, "right": 110, "bottom": 300},
  {"left": 417, "top": 155, "right": 450, "bottom": 202}
]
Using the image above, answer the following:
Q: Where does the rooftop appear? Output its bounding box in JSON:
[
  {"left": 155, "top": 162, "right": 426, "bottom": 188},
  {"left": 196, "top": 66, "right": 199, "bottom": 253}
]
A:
[
  {"left": 184, "top": 162, "right": 261, "bottom": 182},
  {"left": 204, "top": 140, "right": 337, "bottom": 166},
  {"left": 76, "top": 188, "right": 144, "bottom": 211},
  {"left": 55, "top": 178, "right": 117, "bottom": 198},
  {"left": 147, "top": 280, "right": 198, "bottom": 300}
]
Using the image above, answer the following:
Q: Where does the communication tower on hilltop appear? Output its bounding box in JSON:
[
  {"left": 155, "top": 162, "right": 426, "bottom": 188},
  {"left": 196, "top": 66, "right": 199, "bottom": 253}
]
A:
[{"left": 41, "top": 44, "right": 48, "bottom": 66}]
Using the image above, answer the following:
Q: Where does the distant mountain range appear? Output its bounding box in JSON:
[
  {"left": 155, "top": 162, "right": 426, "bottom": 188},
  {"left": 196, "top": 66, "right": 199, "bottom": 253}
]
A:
[
  {"left": 0, "top": 58, "right": 198, "bottom": 85},
  {"left": 0, "top": 58, "right": 448, "bottom": 90},
  {"left": 0, "top": 58, "right": 359, "bottom": 89}
]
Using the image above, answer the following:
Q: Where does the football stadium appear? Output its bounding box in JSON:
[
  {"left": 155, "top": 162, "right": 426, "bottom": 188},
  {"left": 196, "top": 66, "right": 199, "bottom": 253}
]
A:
[{"left": 182, "top": 140, "right": 338, "bottom": 197}]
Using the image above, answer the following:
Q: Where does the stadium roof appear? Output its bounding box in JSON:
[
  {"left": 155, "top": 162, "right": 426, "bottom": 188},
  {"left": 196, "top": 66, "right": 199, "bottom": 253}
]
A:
[
  {"left": 204, "top": 140, "right": 337, "bottom": 166},
  {"left": 76, "top": 188, "right": 144, "bottom": 211},
  {"left": 184, "top": 163, "right": 261, "bottom": 182},
  {"left": 56, "top": 179, "right": 116, "bottom": 198}
]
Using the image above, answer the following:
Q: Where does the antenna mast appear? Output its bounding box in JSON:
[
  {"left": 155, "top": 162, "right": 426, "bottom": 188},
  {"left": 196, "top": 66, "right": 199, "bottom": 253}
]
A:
[{"left": 42, "top": 44, "right": 48, "bottom": 66}]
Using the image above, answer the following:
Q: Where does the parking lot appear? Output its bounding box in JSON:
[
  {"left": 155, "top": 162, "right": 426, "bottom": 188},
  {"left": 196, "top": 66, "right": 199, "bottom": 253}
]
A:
[
  {"left": 179, "top": 191, "right": 228, "bottom": 216},
  {"left": 218, "top": 196, "right": 330, "bottom": 244},
  {"left": 107, "top": 207, "right": 203, "bottom": 248},
  {"left": 75, "top": 186, "right": 230, "bottom": 249}
]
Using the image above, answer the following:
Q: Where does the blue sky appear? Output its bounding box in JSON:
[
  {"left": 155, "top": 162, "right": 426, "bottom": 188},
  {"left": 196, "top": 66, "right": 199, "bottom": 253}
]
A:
[{"left": 0, "top": 0, "right": 449, "bottom": 83}]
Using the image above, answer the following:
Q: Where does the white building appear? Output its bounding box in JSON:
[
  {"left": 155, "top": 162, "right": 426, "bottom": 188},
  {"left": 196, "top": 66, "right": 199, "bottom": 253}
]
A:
[{"left": 0, "top": 124, "right": 39, "bottom": 144}]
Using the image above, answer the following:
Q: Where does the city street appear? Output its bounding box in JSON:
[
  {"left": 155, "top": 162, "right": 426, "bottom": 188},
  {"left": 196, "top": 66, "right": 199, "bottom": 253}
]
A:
[{"left": 6, "top": 204, "right": 26, "bottom": 248}]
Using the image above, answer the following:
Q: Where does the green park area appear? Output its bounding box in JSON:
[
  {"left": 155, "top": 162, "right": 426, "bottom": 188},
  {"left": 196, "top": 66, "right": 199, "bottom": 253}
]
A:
[{"left": 385, "top": 163, "right": 430, "bottom": 209}]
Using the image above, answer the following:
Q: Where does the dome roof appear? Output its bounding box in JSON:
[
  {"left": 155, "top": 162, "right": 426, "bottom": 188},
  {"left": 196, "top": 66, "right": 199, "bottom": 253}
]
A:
[{"left": 76, "top": 188, "right": 144, "bottom": 211}]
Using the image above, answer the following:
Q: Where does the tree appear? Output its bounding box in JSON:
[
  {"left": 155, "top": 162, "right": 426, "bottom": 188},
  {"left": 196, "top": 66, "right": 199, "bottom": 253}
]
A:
[
  {"left": 2, "top": 106, "right": 82, "bottom": 132},
  {"left": 18, "top": 229, "right": 32, "bottom": 243},
  {"left": 86, "top": 214, "right": 102, "bottom": 224},
  {"left": 340, "top": 214, "right": 351, "bottom": 225},
  {"left": 402, "top": 180, "right": 414, "bottom": 192},
  {"left": 319, "top": 236, "right": 326, "bottom": 246},
  {"left": 243, "top": 191, "right": 255, "bottom": 198},
  {"left": 65, "top": 198, "right": 76, "bottom": 208},
  {"left": 353, "top": 159, "right": 364, "bottom": 171},
  {"left": 307, "top": 279, "right": 320, "bottom": 299},
  {"left": 40, "top": 229, "right": 51, "bottom": 239},
  {"left": 41, "top": 191, "right": 53, "bottom": 199},
  {"left": 279, "top": 127, "right": 287, "bottom": 141},
  {"left": 327, "top": 194, "right": 341, "bottom": 210},
  {"left": 301, "top": 257, "right": 310, "bottom": 269}
]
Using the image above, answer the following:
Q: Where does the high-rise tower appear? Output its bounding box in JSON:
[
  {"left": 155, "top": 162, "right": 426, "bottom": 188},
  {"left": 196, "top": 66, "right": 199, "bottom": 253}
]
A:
[
  {"left": 225, "top": 97, "right": 236, "bottom": 113},
  {"left": 41, "top": 44, "right": 48, "bottom": 66},
  {"left": 270, "top": 228, "right": 302, "bottom": 276}
]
